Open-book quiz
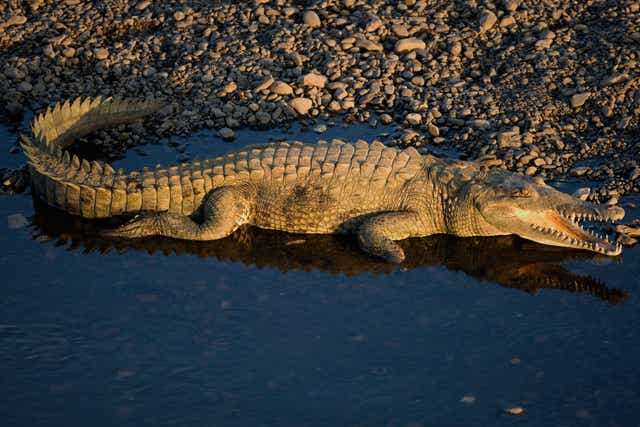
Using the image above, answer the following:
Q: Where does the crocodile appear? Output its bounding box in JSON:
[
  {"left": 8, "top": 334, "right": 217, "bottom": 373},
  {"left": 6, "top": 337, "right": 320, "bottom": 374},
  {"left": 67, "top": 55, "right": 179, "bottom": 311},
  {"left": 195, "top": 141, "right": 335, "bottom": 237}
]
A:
[{"left": 21, "top": 97, "right": 625, "bottom": 263}]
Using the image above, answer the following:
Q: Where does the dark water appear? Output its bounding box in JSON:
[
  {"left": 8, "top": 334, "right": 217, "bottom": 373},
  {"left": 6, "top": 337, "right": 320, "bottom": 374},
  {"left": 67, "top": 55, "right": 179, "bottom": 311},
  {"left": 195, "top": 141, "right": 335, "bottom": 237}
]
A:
[{"left": 1, "top": 123, "right": 640, "bottom": 426}]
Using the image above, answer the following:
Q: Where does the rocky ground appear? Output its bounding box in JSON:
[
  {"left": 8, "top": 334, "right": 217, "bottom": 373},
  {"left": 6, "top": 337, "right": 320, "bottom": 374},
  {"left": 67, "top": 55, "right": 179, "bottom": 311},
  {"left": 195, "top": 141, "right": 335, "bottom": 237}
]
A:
[{"left": 0, "top": 0, "right": 639, "bottom": 203}]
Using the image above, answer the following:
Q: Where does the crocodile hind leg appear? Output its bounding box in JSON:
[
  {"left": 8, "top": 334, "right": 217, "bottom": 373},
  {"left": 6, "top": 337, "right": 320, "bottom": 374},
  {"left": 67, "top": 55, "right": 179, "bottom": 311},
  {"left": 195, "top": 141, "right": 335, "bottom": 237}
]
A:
[
  {"left": 105, "top": 185, "right": 254, "bottom": 240},
  {"left": 357, "top": 211, "right": 423, "bottom": 263}
]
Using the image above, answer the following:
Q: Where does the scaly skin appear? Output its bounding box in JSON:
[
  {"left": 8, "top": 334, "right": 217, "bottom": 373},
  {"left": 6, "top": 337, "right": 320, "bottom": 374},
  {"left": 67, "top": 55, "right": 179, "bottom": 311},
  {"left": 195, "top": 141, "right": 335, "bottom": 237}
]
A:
[{"left": 21, "top": 97, "right": 625, "bottom": 262}]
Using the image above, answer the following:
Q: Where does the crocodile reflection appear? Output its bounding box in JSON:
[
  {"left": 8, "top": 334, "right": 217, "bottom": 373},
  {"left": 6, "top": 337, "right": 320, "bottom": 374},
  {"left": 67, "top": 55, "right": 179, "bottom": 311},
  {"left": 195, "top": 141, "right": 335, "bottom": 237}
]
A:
[{"left": 30, "top": 200, "right": 628, "bottom": 304}]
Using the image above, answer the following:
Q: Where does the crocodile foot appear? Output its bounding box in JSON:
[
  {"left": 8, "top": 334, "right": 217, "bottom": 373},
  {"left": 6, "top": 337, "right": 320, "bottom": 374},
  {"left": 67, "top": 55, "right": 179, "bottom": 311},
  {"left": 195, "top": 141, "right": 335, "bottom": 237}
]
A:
[{"left": 104, "top": 212, "right": 163, "bottom": 238}]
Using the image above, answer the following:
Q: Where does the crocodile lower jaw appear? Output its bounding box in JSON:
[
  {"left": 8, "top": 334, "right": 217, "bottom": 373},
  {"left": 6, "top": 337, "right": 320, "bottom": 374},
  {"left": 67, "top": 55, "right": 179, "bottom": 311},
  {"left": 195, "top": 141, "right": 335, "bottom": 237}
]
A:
[{"left": 525, "top": 209, "right": 622, "bottom": 256}]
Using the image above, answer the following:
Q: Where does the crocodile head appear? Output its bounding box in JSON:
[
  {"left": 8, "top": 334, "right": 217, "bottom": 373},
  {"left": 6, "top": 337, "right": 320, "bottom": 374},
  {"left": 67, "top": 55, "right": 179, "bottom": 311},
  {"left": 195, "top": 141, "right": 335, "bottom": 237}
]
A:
[{"left": 471, "top": 171, "right": 624, "bottom": 256}]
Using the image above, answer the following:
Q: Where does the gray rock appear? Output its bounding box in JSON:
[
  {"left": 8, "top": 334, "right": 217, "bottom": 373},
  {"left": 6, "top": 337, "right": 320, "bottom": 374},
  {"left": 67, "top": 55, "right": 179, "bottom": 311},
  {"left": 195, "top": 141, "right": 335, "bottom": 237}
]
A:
[
  {"left": 572, "top": 187, "right": 591, "bottom": 201},
  {"left": 313, "top": 124, "right": 327, "bottom": 133},
  {"left": 218, "top": 127, "right": 235, "bottom": 140},
  {"left": 17, "top": 82, "right": 32, "bottom": 92},
  {"left": 7, "top": 213, "right": 28, "bottom": 229}
]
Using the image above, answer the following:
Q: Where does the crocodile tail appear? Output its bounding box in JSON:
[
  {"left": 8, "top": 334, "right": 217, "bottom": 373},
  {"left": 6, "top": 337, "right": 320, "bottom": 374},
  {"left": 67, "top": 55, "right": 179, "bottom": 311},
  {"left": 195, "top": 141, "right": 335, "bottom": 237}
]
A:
[{"left": 21, "top": 97, "right": 163, "bottom": 218}]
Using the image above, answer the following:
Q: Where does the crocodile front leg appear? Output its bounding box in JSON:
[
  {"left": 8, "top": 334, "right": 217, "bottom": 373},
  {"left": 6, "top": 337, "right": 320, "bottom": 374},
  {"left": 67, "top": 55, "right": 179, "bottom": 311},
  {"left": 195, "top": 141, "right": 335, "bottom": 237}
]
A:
[
  {"left": 105, "top": 185, "right": 254, "bottom": 240},
  {"left": 357, "top": 211, "right": 424, "bottom": 263}
]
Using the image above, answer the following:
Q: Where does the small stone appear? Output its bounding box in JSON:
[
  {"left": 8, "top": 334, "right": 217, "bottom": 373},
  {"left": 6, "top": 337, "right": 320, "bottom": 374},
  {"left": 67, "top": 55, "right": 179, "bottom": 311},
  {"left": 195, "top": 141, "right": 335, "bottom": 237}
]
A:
[
  {"left": 5, "top": 101, "right": 23, "bottom": 117},
  {"left": 570, "top": 92, "right": 590, "bottom": 108},
  {"left": 29, "top": 0, "right": 44, "bottom": 11},
  {"left": 289, "top": 97, "right": 313, "bottom": 115},
  {"left": 7, "top": 213, "right": 28, "bottom": 229},
  {"left": 313, "top": 124, "right": 327, "bottom": 133},
  {"left": 470, "top": 119, "right": 491, "bottom": 130},
  {"left": 6, "top": 15, "right": 28, "bottom": 27},
  {"left": 62, "top": 47, "right": 76, "bottom": 58},
  {"left": 255, "top": 112, "right": 271, "bottom": 125},
  {"left": 503, "top": 0, "right": 519, "bottom": 12},
  {"left": 401, "top": 129, "right": 419, "bottom": 142},
  {"left": 255, "top": 77, "right": 274, "bottom": 92},
  {"left": 300, "top": 73, "right": 327, "bottom": 88},
  {"left": 500, "top": 16, "right": 517, "bottom": 27},
  {"left": 406, "top": 113, "right": 421, "bottom": 125},
  {"left": 601, "top": 73, "right": 628, "bottom": 87},
  {"left": 570, "top": 166, "right": 590, "bottom": 177},
  {"left": 223, "top": 81, "right": 237, "bottom": 94},
  {"left": 17, "top": 82, "right": 32, "bottom": 92},
  {"left": 356, "top": 38, "right": 383, "bottom": 52},
  {"left": 270, "top": 81, "right": 293, "bottom": 96},
  {"left": 218, "top": 127, "right": 235, "bottom": 141},
  {"left": 535, "top": 38, "right": 553, "bottom": 50},
  {"left": 506, "top": 406, "right": 524, "bottom": 416},
  {"left": 380, "top": 113, "right": 393, "bottom": 124},
  {"left": 572, "top": 187, "right": 591, "bottom": 200},
  {"left": 392, "top": 24, "right": 409, "bottom": 38},
  {"left": 4, "top": 67, "right": 25, "bottom": 80},
  {"left": 394, "top": 37, "right": 426, "bottom": 53},
  {"left": 43, "top": 44, "right": 55, "bottom": 59},
  {"left": 450, "top": 41, "right": 462, "bottom": 57},
  {"left": 135, "top": 0, "right": 151, "bottom": 11},
  {"left": 328, "top": 100, "right": 341, "bottom": 112},
  {"left": 479, "top": 10, "right": 498, "bottom": 32},
  {"left": 525, "top": 166, "right": 537, "bottom": 176},
  {"left": 365, "top": 17, "right": 382, "bottom": 33},
  {"left": 533, "top": 158, "right": 546, "bottom": 167},
  {"left": 173, "top": 11, "right": 186, "bottom": 21},
  {"left": 427, "top": 123, "right": 440, "bottom": 137},
  {"left": 303, "top": 10, "right": 321, "bottom": 28},
  {"left": 94, "top": 48, "right": 109, "bottom": 60}
]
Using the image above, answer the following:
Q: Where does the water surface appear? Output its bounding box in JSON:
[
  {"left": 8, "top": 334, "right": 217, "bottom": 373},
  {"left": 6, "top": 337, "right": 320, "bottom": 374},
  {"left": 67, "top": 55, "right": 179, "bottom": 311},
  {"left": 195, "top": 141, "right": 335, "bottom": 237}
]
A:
[{"left": 1, "top": 124, "right": 639, "bottom": 427}]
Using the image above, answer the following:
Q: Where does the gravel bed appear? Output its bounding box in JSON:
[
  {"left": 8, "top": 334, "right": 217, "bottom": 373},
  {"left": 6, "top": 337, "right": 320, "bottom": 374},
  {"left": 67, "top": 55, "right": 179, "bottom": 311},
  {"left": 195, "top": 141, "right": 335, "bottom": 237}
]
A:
[{"left": 0, "top": 0, "right": 638, "bottom": 201}]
